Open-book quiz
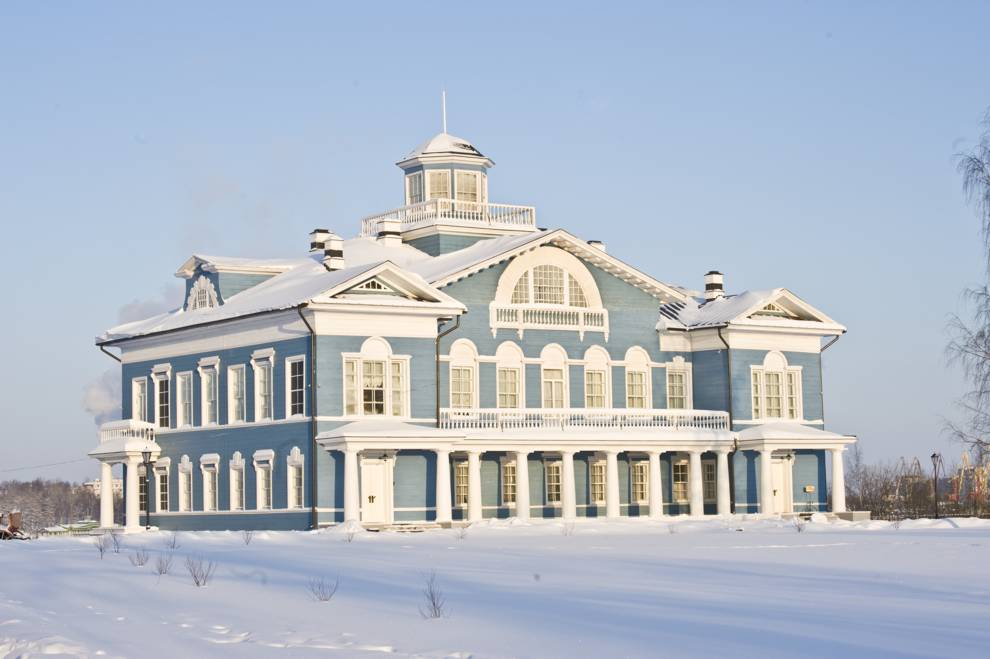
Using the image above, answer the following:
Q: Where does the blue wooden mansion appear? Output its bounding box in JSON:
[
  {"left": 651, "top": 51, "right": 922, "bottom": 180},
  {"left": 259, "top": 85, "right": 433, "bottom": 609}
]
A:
[{"left": 90, "top": 122, "right": 856, "bottom": 531}]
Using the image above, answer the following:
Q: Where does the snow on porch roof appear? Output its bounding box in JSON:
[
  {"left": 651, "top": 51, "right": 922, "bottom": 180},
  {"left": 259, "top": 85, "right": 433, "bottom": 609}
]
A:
[{"left": 737, "top": 422, "right": 855, "bottom": 442}]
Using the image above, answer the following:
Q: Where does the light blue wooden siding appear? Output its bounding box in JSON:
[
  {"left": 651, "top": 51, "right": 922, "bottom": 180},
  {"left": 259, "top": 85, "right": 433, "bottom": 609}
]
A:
[
  {"left": 218, "top": 273, "right": 276, "bottom": 301},
  {"left": 435, "top": 247, "right": 691, "bottom": 410},
  {"left": 732, "top": 450, "right": 760, "bottom": 513},
  {"left": 315, "top": 336, "right": 436, "bottom": 418},
  {"left": 692, "top": 349, "right": 729, "bottom": 412},
  {"left": 406, "top": 233, "right": 491, "bottom": 256},
  {"left": 151, "top": 511, "right": 310, "bottom": 531},
  {"left": 393, "top": 450, "right": 436, "bottom": 518},
  {"left": 792, "top": 450, "right": 827, "bottom": 511}
]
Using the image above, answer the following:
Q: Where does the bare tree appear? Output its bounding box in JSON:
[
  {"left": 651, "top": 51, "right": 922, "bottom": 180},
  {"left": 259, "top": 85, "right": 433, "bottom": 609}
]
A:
[
  {"left": 419, "top": 571, "right": 447, "bottom": 619},
  {"left": 949, "top": 108, "right": 990, "bottom": 457},
  {"left": 155, "top": 552, "right": 174, "bottom": 576},
  {"left": 185, "top": 556, "right": 217, "bottom": 587},
  {"left": 129, "top": 549, "right": 149, "bottom": 566},
  {"left": 95, "top": 534, "right": 110, "bottom": 559},
  {"left": 307, "top": 576, "right": 340, "bottom": 602}
]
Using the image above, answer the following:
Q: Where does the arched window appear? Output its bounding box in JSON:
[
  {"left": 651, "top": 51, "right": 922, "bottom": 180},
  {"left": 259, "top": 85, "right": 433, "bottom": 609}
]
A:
[
  {"left": 448, "top": 339, "right": 479, "bottom": 409},
  {"left": 492, "top": 247, "right": 607, "bottom": 340},
  {"left": 540, "top": 344, "right": 569, "bottom": 408},
  {"left": 624, "top": 347, "right": 651, "bottom": 409},
  {"left": 751, "top": 351, "right": 803, "bottom": 420},
  {"left": 583, "top": 346, "right": 611, "bottom": 408},
  {"left": 187, "top": 275, "right": 219, "bottom": 311},
  {"left": 495, "top": 341, "right": 525, "bottom": 408}
]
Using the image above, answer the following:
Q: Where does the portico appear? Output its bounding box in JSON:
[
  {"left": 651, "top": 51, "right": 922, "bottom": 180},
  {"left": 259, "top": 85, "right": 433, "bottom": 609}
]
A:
[{"left": 88, "top": 419, "right": 160, "bottom": 532}]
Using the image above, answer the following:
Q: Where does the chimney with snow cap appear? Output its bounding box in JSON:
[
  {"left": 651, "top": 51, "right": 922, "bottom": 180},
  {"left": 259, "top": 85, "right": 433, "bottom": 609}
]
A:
[
  {"left": 704, "top": 270, "right": 724, "bottom": 301},
  {"left": 588, "top": 240, "right": 607, "bottom": 253},
  {"left": 322, "top": 231, "right": 345, "bottom": 271},
  {"left": 377, "top": 218, "right": 401, "bottom": 248},
  {"left": 309, "top": 228, "right": 330, "bottom": 253}
]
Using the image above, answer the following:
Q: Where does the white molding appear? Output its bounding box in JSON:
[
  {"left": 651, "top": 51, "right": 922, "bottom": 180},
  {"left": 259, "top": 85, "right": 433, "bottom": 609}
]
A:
[
  {"left": 229, "top": 451, "right": 245, "bottom": 512},
  {"left": 286, "top": 446, "right": 305, "bottom": 510},
  {"left": 285, "top": 354, "right": 307, "bottom": 419},
  {"left": 186, "top": 275, "right": 219, "bottom": 311},
  {"left": 251, "top": 349, "right": 275, "bottom": 422},
  {"left": 226, "top": 364, "right": 247, "bottom": 425},
  {"left": 131, "top": 376, "right": 148, "bottom": 423},
  {"left": 197, "top": 358, "right": 220, "bottom": 427},
  {"left": 175, "top": 371, "right": 193, "bottom": 428},
  {"left": 664, "top": 355, "right": 693, "bottom": 410}
]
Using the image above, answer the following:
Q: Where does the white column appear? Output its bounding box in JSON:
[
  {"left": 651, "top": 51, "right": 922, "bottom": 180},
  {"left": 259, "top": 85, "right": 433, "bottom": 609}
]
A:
[
  {"left": 688, "top": 451, "right": 704, "bottom": 517},
  {"left": 124, "top": 456, "right": 141, "bottom": 531},
  {"left": 435, "top": 449, "right": 452, "bottom": 525},
  {"left": 343, "top": 449, "right": 360, "bottom": 523},
  {"left": 605, "top": 450, "right": 620, "bottom": 519},
  {"left": 716, "top": 450, "right": 732, "bottom": 516},
  {"left": 759, "top": 449, "right": 774, "bottom": 516},
  {"left": 467, "top": 450, "right": 483, "bottom": 523},
  {"left": 514, "top": 450, "right": 530, "bottom": 521},
  {"left": 831, "top": 448, "right": 846, "bottom": 513},
  {"left": 648, "top": 451, "right": 664, "bottom": 519},
  {"left": 561, "top": 451, "right": 576, "bottom": 520},
  {"left": 100, "top": 461, "right": 115, "bottom": 528}
]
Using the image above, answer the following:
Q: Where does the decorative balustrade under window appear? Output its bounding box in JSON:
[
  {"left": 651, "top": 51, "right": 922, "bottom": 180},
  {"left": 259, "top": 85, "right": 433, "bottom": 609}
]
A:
[
  {"left": 489, "top": 304, "right": 608, "bottom": 340},
  {"left": 439, "top": 408, "right": 730, "bottom": 432}
]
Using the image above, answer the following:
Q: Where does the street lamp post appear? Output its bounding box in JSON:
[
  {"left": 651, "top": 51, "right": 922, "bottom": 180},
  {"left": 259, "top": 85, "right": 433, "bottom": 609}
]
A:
[
  {"left": 142, "top": 450, "right": 155, "bottom": 531},
  {"left": 930, "top": 452, "right": 943, "bottom": 519}
]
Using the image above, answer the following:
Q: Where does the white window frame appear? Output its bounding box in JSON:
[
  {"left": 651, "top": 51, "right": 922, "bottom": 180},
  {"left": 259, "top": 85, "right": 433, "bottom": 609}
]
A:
[
  {"left": 176, "top": 371, "right": 193, "bottom": 428},
  {"left": 200, "top": 454, "right": 220, "bottom": 512},
  {"left": 584, "top": 369, "right": 607, "bottom": 409},
  {"left": 625, "top": 369, "right": 649, "bottom": 409},
  {"left": 251, "top": 348, "right": 275, "bottom": 422},
  {"left": 152, "top": 364, "right": 171, "bottom": 429},
  {"left": 427, "top": 169, "right": 451, "bottom": 200},
  {"left": 632, "top": 461, "right": 649, "bottom": 504},
  {"left": 665, "top": 356, "right": 693, "bottom": 410},
  {"left": 286, "top": 447, "right": 305, "bottom": 509},
  {"left": 449, "top": 366, "right": 476, "bottom": 409},
  {"left": 198, "top": 356, "right": 220, "bottom": 427},
  {"left": 228, "top": 364, "right": 246, "bottom": 424},
  {"left": 342, "top": 339, "right": 410, "bottom": 418},
  {"left": 253, "top": 449, "right": 275, "bottom": 511},
  {"left": 703, "top": 459, "right": 717, "bottom": 503},
  {"left": 229, "top": 452, "right": 245, "bottom": 511},
  {"left": 453, "top": 460, "right": 469, "bottom": 507},
  {"left": 541, "top": 366, "right": 567, "bottom": 409},
  {"left": 750, "top": 352, "right": 803, "bottom": 421},
  {"left": 154, "top": 458, "right": 170, "bottom": 512},
  {"left": 500, "top": 457, "right": 517, "bottom": 507},
  {"left": 497, "top": 366, "right": 521, "bottom": 409},
  {"left": 186, "top": 275, "right": 219, "bottom": 311},
  {"left": 178, "top": 455, "right": 192, "bottom": 512},
  {"left": 138, "top": 465, "right": 148, "bottom": 513},
  {"left": 455, "top": 169, "right": 481, "bottom": 203},
  {"left": 285, "top": 355, "right": 306, "bottom": 418},
  {"left": 131, "top": 377, "right": 148, "bottom": 422},
  {"left": 589, "top": 459, "right": 606, "bottom": 505},
  {"left": 672, "top": 459, "right": 689, "bottom": 504},
  {"left": 545, "top": 460, "right": 562, "bottom": 505},
  {"left": 405, "top": 171, "right": 424, "bottom": 205}
]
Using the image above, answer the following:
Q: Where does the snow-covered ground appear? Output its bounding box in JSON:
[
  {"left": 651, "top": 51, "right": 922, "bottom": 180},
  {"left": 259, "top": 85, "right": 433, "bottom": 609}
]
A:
[{"left": 3, "top": 516, "right": 990, "bottom": 658}]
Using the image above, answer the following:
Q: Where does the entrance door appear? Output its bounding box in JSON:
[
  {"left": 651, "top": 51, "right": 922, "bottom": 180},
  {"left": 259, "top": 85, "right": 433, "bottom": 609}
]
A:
[
  {"left": 771, "top": 457, "right": 793, "bottom": 514},
  {"left": 360, "top": 459, "right": 389, "bottom": 524}
]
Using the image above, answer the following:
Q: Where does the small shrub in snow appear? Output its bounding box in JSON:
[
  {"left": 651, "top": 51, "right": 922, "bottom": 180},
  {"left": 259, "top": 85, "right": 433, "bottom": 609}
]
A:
[
  {"left": 561, "top": 522, "right": 576, "bottom": 536},
  {"left": 242, "top": 529, "right": 254, "bottom": 546},
  {"left": 667, "top": 524, "right": 679, "bottom": 534},
  {"left": 792, "top": 518, "right": 807, "bottom": 533},
  {"left": 307, "top": 576, "right": 339, "bottom": 602},
  {"left": 164, "top": 532, "right": 180, "bottom": 550},
  {"left": 891, "top": 519, "right": 902, "bottom": 530},
  {"left": 155, "top": 552, "right": 174, "bottom": 576},
  {"left": 344, "top": 530, "right": 356, "bottom": 543},
  {"left": 185, "top": 556, "right": 217, "bottom": 587},
  {"left": 95, "top": 534, "right": 110, "bottom": 559},
  {"left": 419, "top": 571, "right": 447, "bottom": 619},
  {"left": 456, "top": 526, "right": 469, "bottom": 540},
  {"left": 110, "top": 533, "right": 122, "bottom": 554},
  {"left": 129, "top": 549, "right": 150, "bottom": 566}
]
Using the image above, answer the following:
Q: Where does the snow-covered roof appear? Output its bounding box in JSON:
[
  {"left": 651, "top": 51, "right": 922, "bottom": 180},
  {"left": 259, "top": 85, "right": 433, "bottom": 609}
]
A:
[
  {"left": 737, "top": 422, "right": 852, "bottom": 441},
  {"left": 401, "top": 132, "right": 489, "bottom": 162},
  {"left": 657, "top": 288, "right": 845, "bottom": 333},
  {"left": 175, "top": 254, "right": 310, "bottom": 278}
]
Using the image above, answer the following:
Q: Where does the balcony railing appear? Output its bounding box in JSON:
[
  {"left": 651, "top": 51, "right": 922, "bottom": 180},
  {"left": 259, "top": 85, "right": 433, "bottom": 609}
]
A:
[
  {"left": 99, "top": 419, "right": 156, "bottom": 444},
  {"left": 490, "top": 303, "right": 609, "bottom": 340},
  {"left": 360, "top": 199, "right": 537, "bottom": 237},
  {"left": 439, "top": 408, "right": 730, "bottom": 432}
]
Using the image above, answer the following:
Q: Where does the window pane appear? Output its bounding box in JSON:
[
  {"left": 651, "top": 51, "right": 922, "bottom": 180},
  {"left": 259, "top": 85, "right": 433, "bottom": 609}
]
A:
[
  {"left": 455, "top": 462, "right": 469, "bottom": 506},
  {"left": 391, "top": 361, "right": 404, "bottom": 416},
  {"left": 289, "top": 360, "right": 305, "bottom": 416},
  {"left": 765, "top": 372, "right": 782, "bottom": 418},
  {"left": 344, "top": 360, "right": 357, "bottom": 415},
  {"left": 542, "top": 368, "right": 565, "bottom": 408},
  {"left": 177, "top": 374, "right": 192, "bottom": 426},
  {"left": 590, "top": 462, "right": 606, "bottom": 504},
  {"left": 257, "top": 363, "right": 273, "bottom": 420},
  {"left": 363, "top": 360, "right": 385, "bottom": 415},
  {"left": 786, "top": 371, "right": 799, "bottom": 419},
  {"left": 511, "top": 272, "right": 529, "bottom": 304},
  {"left": 568, "top": 276, "right": 588, "bottom": 307},
  {"left": 672, "top": 462, "right": 689, "bottom": 502},
  {"left": 407, "top": 172, "right": 423, "bottom": 204},
  {"left": 752, "top": 370, "right": 762, "bottom": 419},
  {"left": 533, "top": 265, "right": 565, "bottom": 304},
  {"left": 632, "top": 463, "right": 648, "bottom": 503},
  {"left": 450, "top": 367, "right": 474, "bottom": 409},
  {"left": 667, "top": 371, "right": 686, "bottom": 409},
  {"left": 626, "top": 370, "right": 647, "bottom": 408},
  {"left": 157, "top": 378, "right": 170, "bottom": 428},
  {"left": 502, "top": 462, "right": 516, "bottom": 504},
  {"left": 455, "top": 171, "right": 478, "bottom": 202},
  {"left": 703, "top": 462, "right": 717, "bottom": 501},
  {"left": 585, "top": 370, "right": 605, "bottom": 408},
  {"left": 497, "top": 368, "right": 519, "bottom": 408},
  {"left": 546, "top": 463, "right": 562, "bottom": 503},
  {"left": 158, "top": 472, "right": 168, "bottom": 511},
  {"left": 428, "top": 170, "right": 450, "bottom": 199}
]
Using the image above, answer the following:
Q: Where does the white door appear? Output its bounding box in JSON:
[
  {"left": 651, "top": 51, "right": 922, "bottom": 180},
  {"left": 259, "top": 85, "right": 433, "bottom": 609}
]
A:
[
  {"left": 771, "top": 458, "right": 793, "bottom": 514},
  {"left": 360, "top": 459, "right": 389, "bottom": 524}
]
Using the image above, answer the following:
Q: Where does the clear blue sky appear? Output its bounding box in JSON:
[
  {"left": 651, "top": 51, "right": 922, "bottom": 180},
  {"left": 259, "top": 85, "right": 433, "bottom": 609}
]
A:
[{"left": 2, "top": 1, "right": 988, "bottom": 481}]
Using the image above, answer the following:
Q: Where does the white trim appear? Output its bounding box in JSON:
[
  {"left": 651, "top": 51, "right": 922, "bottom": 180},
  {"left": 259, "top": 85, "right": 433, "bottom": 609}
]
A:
[
  {"left": 229, "top": 451, "right": 246, "bottom": 511},
  {"left": 131, "top": 376, "right": 148, "bottom": 423},
  {"left": 200, "top": 454, "right": 220, "bottom": 512},
  {"left": 186, "top": 275, "right": 220, "bottom": 311},
  {"left": 155, "top": 415, "right": 310, "bottom": 435},
  {"left": 624, "top": 347, "right": 651, "bottom": 409},
  {"left": 227, "top": 364, "right": 247, "bottom": 425},
  {"left": 251, "top": 350, "right": 275, "bottom": 422},
  {"left": 664, "top": 355, "right": 693, "bottom": 410},
  {"left": 253, "top": 449, "right": 274, "bottom": 511},
  {"left": 285, "top": 354, "right": 307, "bottom": 419},
  {"left": 540, "top": 345, "right": 569, "bottom": 409},
  {"left": 197, "top": 358, "right": 220, "bottom": 426},
  {"left": 286, "top": 446, "right": 305, "bottom": 510},
  {"left": 175, "top": 371, "right": 193, "bottom": 428},
  {"left": 341, "top": 338, "right": 411, "bottom": 419},
  {"left": 178, "top": 454, "right": 193, "bottom": 512}
]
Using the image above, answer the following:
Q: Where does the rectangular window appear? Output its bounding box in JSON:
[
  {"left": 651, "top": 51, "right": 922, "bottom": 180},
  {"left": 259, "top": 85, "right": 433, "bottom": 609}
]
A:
[
  {"left": 703, "top": 461, "right": 717, "bottom": 502},
  {"left": 533, "top": 265, "right": 564, "bottom": 304},
  {"left": 450, "top": 367, "right": 474, "bottom": 409},
  {"left": 751, "top": 370, "right": 763, "bottom": 419},
  {"left": 179, "top": 469, "right": 192, "bottom": 512},
  {"left": 157, "top": 470, "right": 169, "bottom": 511},
  {"left": 545, "top": 462, "right": 562, "bottom": 504},
  {"left": 290, "top": 464, "right": 304, "bottom": 509},
  {"left": 230, "top": 467, "right": 244, "bottom": 511},
  {"left": 455, "top": 170, "right": 479, "bottom": 203},
  {"left": 138, "top": 472, "right": 148, "bottom": 513},
  {"left": 497, "top": 368, "right": 520, "bottom": 408},
  {"left": 632, "top": 462, "right": 649, "bottom": 504},
  {"left": 590, "top": 461, "right": 606, "bottom": 505},
  {"left": 626, "top": 370, "right": 647, "bottom": 409},
  {"left": 229, "top": 365, "right": 246, "bottom": 423},
  {"left": 203, "top": 465, "right": 218, "bottom": 512},
  {"left": 156, "top": 376, "right": 170, "bottom": 428},
  {"left": 201, "top": 368, "right": 218, "bottom": 425},
  {"left": 667, "top": 371, "right": 686, "bottom": 409},
  {"left": 362, "top": 360, "right": 385, "bottom": 415},
  {"left": 390, "top": 361, "right": 404, "bottom": 417},
  {"left": 502, "top": 462, "right": 516, "bottom": 505},
  {"left": 542, "top": 368, "right": 566, "bottom": 408},
  {"left": 257, "top": 463, "right": 272, "bottom": 510},
  {"left": 764, "top": 371, "right": 783, "bottom": 419},
  {"left": 786, "top": 371, "right": 799, "bottom": 420},
  {"left": 288, "top": 358, "right": 305, "bottom": 417},
  {"left": 132, "top": 378, "right": 148, "bottom": 422},
  {"left": 454, "top": 461, "right": 469, "bottom": 506},
  {"left": 344, "top": 359, "right": 358, "bottom": 415},
  {"left": 406, "top": 172, "right": 423, "bottom": 204},
  {"left": 428, "top": 170, "right": 451, "bottom": 199},
  {"left": 255, "top": 361, "right": 273, "bottom": 421},
  {"left": 585, "top": 370, "right": 606, "bottom": 408},
  {"left": 672, "top": 461, "right": 689, "bottom": 503},
  {"left": 176, "top": 372, "right": 193, "bottom": 427}
]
